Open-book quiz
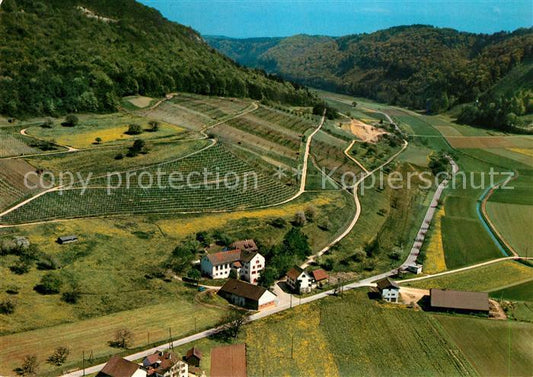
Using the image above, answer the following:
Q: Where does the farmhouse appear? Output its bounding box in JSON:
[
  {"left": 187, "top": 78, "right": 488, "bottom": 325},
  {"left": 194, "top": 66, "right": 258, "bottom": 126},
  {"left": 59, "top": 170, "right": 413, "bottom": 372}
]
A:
[
  {"left": 96, "top": 356, "right": 146, "bottom": 377},
  {"left": 375, "top": 277, "right": 400, "bottom": 303},
  {"left": 142, "top": 351, "right": 188, "bottom": 377},
  {"left": 184, "top": 347, "right": 202, "bottom": 367},
  {"left": 210, "top": 343, "right": 247, "bottom": 377},
  {"left": 430, "top": 289, "right": 489, "bottom": 314},
  {"left": 200, "top": 249, "right": 265, "bottom": 284},
  {"left": 218, "top": 278, "right": 277, "bottom": 310},
  {"left": 286, "top": 266, "right": 314, "bottom": 294},
  {"left": 57, "top": 235, "right": 78, "bottom": 244}
]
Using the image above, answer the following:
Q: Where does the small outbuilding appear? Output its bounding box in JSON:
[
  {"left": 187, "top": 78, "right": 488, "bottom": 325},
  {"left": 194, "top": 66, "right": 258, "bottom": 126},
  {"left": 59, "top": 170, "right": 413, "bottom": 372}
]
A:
[
  {"left": 311, "top": 269, "right": 329, "bottom": 287},
  {"left": 57, "top": 235, "right": 78, "bottom": 244},
  {"left": 406, "top": 264, "right": 423, "bottom": 275},
  {"left": 184, "top": 346, "right": 203, "bottom": 368}
]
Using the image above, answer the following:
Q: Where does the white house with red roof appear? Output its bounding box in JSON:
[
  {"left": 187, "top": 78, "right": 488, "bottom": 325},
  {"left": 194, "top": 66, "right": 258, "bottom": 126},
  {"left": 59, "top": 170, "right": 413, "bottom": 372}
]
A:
[{"left": 200, "top": 243, "right": 265, "bottom": 284}]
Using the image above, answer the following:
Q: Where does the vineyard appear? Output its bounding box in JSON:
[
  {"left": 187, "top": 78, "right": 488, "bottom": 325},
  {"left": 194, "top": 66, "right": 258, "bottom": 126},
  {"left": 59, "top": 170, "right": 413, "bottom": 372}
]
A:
[
  {"left": 0, "top": 159, "right": 43, "bottom": 211},
  {"left": 0, "top": 132, "right": 39, "bottom": 157},
  {"left": 0, "top": 144, "right": 298, "bottom": 224}
]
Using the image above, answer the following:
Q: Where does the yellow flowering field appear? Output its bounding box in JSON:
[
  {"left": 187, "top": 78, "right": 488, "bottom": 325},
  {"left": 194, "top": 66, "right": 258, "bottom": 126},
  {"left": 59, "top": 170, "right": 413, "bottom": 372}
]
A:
[{"left": 423, "top": 207, "right": 447, "bottom": 273}]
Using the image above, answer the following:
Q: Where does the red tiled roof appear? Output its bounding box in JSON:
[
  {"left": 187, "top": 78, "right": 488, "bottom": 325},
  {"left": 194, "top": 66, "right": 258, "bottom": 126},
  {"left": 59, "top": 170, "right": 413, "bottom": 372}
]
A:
[
  {"left": 97, "top": 356, "right": 140, "bottom": 377},
  {"left": 286, "top": 266, "right": 304, "bottom": 280},
  {"left": 206, "top": 249, "right": 241, "bottom": 266},
  {"left": 211, "top": 343, "right": 247, "bottom": 377},
  {"left": 231, "top": 239, "right": 258, "bottom": 252},
  {"left": 186, "top": 347, "right": 203, "bottom": 360},
  {"left": 233, "top": 261, "right": 242, "bottom": 268},
  {"left": 311, "top": 269, "right": 329, "bottom": 282}
]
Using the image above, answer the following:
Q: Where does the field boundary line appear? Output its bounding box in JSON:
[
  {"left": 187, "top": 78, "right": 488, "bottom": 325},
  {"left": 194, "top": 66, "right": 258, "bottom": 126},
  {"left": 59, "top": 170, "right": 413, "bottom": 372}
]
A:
[{"left": 398, "top": 256, "right": 519, "bottom": 284}]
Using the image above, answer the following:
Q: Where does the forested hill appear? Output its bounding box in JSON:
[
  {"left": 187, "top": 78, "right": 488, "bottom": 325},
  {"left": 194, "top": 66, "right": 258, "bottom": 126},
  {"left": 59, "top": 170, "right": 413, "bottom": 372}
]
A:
[
  {"left": 207, "top": 26, "right": 533, "bottom": 115},
  {"left": 0, "top": 0, "right": 314, "bottom": 117}
]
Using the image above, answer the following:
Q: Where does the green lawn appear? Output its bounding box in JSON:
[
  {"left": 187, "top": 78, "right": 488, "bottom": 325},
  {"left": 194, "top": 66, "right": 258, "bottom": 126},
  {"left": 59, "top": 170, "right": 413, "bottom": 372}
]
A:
[
  {"left": 245, "top": 290, "right": 478, "bottom": 376},
  {"left": 490, "top": 280, "right": 533, "bottom": 301},
  {"left": 486, "top": 202, "right": 533, "bottom": 257},
  {"left": 403, "top": 260, "right": 533, "bottom": 291},
  {"left": 436, "top": 315, "right": 533, "bottom": 377},
  {"left": 0, "top": 294, "right": 228, "bottom": 376}
]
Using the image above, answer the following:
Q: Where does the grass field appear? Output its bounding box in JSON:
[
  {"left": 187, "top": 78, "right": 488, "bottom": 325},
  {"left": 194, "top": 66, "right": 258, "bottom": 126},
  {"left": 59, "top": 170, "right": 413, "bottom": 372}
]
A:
[
  {"left": 403, "top": 260, "right": 533, "bottom": 291},
  {"left": 0, "top": 294, "right": 229, "bottom": 376},
  {"left": 191, "top": 290, "right": 478, "bottom": 376},
  {"left": 27, "top": 113, "right": 185, "bottom": 148},
  {"left": 489, "top": 280, "right": 533, "bottom": 301},
  {"left": 436, "top": 315, "right": 533, "bottom": 377},
  {"left": 421, "top": 207, "right": 447, "bottom": 274},
  {"left": 486, "top": 202, "right": 533, "bottom": 256}
]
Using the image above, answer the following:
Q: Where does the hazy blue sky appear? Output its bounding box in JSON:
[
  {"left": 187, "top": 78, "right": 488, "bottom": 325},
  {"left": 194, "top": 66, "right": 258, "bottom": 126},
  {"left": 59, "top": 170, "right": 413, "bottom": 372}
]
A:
[{"left": 138, "top": 0, "right": 532, "bottom": 38}]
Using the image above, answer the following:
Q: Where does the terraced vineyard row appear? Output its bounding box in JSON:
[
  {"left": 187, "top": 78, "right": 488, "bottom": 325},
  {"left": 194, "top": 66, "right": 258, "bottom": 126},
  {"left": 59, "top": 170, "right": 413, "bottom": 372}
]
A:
[
  {"left": 225, "top": 117, "right": 302, "bottom": 152},
  {"left": 0, "top": 144, "right": 298, "bottom": 224},
  {"left": 253, "top": 106, "right": 315, "bottom": 133},
  {"left": 171, "top": 94, "right": 249, "bottom": 120}
]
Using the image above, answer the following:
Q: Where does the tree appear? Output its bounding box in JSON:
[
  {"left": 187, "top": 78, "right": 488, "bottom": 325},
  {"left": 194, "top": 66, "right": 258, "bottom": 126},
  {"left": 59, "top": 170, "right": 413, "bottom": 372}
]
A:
[
  {"left": 270, "top": 217, "right": 287, "bottom": 229},
  {"left": 257, "top": 267, "right": 277, "bottom": 288},
  {"left": 304, "top": 206, "right": 317, "bottom": 222},
  {"left": 17, "top": 355, "right": 39, "bottom": 376},
  {"left": 364, "top": 238, "right": 380, "bottom": 258},
  {"left": 195, "top": 231, "right": 212, "bottom": 247},
  {"left": 187, "top": 269, "right": 201, "bottom": 284},
  {"left": 352, "top": 101, "right": 358, "bottom": 108},
  {"left": 148, "top": 120, "right": 160, "bottom": 132},
  {"left": 126, "top": 123, "right": 143, "bottom": 135},
  {"left": 41, "top": 119, "right": 53, "bottom": 128},
  {"left": 34, "top": 272, "right": 62, "bottom": 294},
  {"left": 111, "top": 328, "right": 134, "bottom": 349},
  {"left": 0, "top": 299, "right": 15, "bottom": 314},
  {"left": 62, "top": 115, "right": 79, "bottom": 127},
  {"left": 283, "top": 227, "right": 311, "bottom": 258},
  {"left": 47, "top": 347, "right": 70, "bottom": 366},
  {"left": 216, "top": 310, "right": 248, "bottom": 339},
  {"left": 293, "top": 211, "right": 306, "bottom": 227},
  {"left": 127, "top": 139, "right": 147, "bottom": 157},
  {"left": 95, "top": 137, "right": 102, "bottom": 144}
]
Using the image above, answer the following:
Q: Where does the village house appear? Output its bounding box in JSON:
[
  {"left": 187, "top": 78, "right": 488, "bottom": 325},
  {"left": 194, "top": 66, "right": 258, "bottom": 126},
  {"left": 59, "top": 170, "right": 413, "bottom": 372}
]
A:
[
  {"left": 97, "top": 356, "right": 146, "bottom": 377},
  {"left": 200, "top": 247, "right": 265, "bottom": 284},
  {"left": 218, "top": 278, "right": 277, "bottom": 310},
  {"left": 210, "top": 343, "right": 247, "bottom": 377},
  {"left": 142, "top": 351, "right": 188, "bottom": 377},
  {"left": 430, "top": 289, "right": 489, "bottom": 314},
  {"left": 375, "top": 277, "right": 400, "bottom": 303},
  {"left": 286, "top": 266, "right": 314, "bottom": 294}
]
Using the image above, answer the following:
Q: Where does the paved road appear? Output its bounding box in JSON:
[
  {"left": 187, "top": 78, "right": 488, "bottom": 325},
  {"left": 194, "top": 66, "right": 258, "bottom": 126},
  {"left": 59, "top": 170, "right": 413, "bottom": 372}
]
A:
[
  {"left": 402, "top": 156, "right": 459, "bottom": 269},
  {"left": 301, "top": 139, "right": 408, "bottom": 268}
]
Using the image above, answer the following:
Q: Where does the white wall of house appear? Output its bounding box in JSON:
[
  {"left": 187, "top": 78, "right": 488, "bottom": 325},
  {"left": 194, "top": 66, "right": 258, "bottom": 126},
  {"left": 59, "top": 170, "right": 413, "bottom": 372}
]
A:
[
  {"left": 201, "top": 257, "right": 233, "bottom": 279},
  {"left": 258, "top": 290, "right": 277, "bottom": 308},
  {"left": 288, "top": 271, "right": 313, "bottom": 293},
  {"left": 382, "top": 288, "right": 400, "bottom": 303},
  {"left": 241, "top": 254, "right": 265, "bottom": 284},
  {"left": 133, "top": 369, "right": 148, "bottom": 377}
]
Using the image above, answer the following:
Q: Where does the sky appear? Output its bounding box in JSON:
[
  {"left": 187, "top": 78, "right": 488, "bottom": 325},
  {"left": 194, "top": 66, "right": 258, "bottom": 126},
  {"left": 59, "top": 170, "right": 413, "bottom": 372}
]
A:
[{"left": 138, "top": 0, "right": 532, "bottom": 38}]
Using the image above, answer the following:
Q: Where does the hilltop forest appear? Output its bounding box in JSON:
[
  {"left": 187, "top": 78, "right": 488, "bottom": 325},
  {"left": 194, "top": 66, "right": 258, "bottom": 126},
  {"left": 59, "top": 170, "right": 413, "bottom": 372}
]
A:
[
  {"left": 208, "top": 26, "right": 533, "bottom": 130},
  {"left": 0, "top": 0, "right": 315, "bottom": 117}
]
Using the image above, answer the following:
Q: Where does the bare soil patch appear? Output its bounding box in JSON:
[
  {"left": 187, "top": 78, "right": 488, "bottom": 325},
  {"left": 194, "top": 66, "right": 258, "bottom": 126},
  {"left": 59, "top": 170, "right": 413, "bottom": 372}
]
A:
[
  {"left": 127, "top": 96, "right": 154, "bottom": 108},
  {"left": 346, "top": 119, "right": 388, "bottom": 143}
]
